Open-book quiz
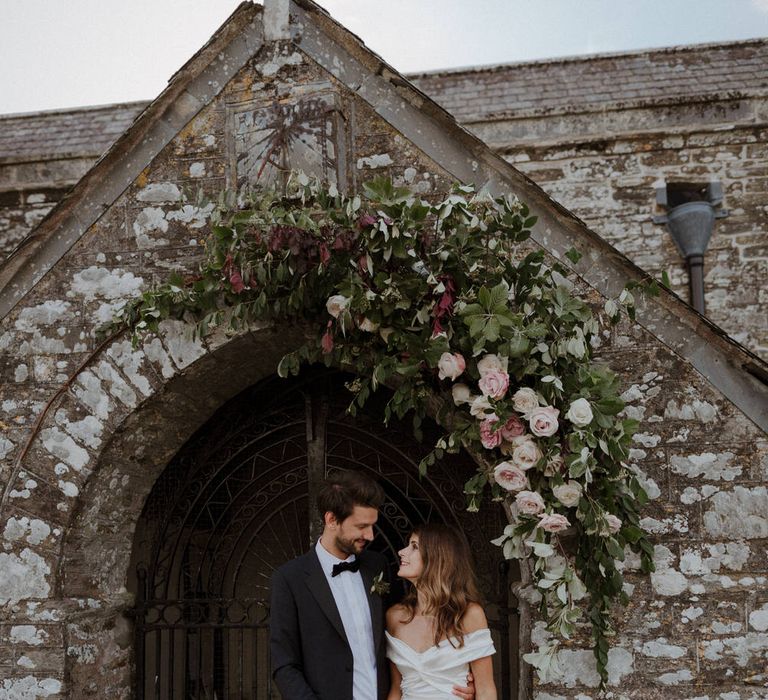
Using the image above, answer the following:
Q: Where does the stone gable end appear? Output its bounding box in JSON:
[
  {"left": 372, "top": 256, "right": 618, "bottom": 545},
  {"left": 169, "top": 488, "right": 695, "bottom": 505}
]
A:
[{"left": 0, "top": 2, "right": 766, "bottom": 698}]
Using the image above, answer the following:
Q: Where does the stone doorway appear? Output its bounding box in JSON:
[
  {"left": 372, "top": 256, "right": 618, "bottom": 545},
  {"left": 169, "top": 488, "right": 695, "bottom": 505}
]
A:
[{"left": 128, "top": 367, "right": 517, "bottom": 698}]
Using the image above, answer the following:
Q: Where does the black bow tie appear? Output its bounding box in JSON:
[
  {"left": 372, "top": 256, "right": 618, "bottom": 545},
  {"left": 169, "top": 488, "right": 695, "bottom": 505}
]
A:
[{"left": 332, "top": 559, "right": 360, "bottom": 577}]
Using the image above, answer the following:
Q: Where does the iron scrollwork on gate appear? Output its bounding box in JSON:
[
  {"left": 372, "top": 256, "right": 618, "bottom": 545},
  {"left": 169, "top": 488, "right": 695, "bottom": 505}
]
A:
[{"left": 130, "top": 369, "right": 517, "bottom": 698}]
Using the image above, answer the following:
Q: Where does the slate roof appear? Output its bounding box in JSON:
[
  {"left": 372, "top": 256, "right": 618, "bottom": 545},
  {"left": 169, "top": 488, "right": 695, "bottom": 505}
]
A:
[
  {"left": 1, "top": 39, "right": 766, "bottom": 162},
  {"left": 409, "top": 38, "right": 768, "bottom": 122},
  {"left": 0, "top": 101, "right": 148, "bottom": 162}
]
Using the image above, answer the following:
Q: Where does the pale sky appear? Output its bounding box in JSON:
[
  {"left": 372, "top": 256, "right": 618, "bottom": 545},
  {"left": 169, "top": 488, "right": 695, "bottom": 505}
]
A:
[{"left": 2, "top": 0, "right": 767, "bottom": 115}]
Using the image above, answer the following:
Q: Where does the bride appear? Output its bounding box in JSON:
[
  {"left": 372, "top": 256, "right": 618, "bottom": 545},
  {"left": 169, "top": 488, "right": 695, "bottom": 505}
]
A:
[{"left": 386, "top": 524, "right": 497, "bottom": 700}]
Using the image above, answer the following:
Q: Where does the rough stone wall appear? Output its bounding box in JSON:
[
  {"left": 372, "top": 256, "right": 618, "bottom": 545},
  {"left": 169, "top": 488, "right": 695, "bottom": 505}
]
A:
[
  {"left": 409, "top": 41, "right": 768, "bottom": 361},
  {"left": 0, "top": 104, "right": 147, "bottom": 262},
  {"left": 500, "top": 121, "right": 768, "bottom": 362},
  {"left": 0, "top": 25, "right": 766, "bottom": 700}
]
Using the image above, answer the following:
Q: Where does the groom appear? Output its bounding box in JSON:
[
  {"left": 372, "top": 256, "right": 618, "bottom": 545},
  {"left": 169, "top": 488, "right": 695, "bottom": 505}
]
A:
[{"left": 269, "top": 470, "right": 475, "bottom": 699}]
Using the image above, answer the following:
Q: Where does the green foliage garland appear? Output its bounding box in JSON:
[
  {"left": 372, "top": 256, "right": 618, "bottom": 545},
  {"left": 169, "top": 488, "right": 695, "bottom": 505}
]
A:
[{"left": 114, "top": 173, "right": 654, "bottom": 687}]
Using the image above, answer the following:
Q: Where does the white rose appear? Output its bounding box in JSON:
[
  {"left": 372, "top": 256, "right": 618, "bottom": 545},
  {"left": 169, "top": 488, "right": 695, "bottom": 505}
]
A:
[
  {"left": 528, "top": 406, "right": 560, "bottom": 437},
  {"left": 477, "top": 353, "right": 509, "bottom": 377},
  {"left": 493, "top": 462, "right": 529, "bottom": 492},
  {"left": 451, "top": 383, "right": 472, "bottom": 406},
  {"left": 515, "top": 490, "right": 545, "bottom": 515},
  {"left": 437, "top": 352, "right": 466, "bottom": 381},
  {"left": 326, "top": 294, "right": 349, "bottom": 318},
  {"left": 565, "top": 398, "right": 594, "bottom": 427},
  {"left": 512, "top": 387, "right": 540, "bottom": 418},
  {"left": 470, "top": 395, "right": 497, "bottom": 420},
  {"left": 511, "top": 437, "right": 543, "bottom": 471},
  {"left": 552, "top": 481, "right": 582, "bottom": 507},
  {"left": 358, "top": 317, "right": 379, "bottom": 332},
  {"left": 604, "top": 514, "right": 622, "bottom": 534}
]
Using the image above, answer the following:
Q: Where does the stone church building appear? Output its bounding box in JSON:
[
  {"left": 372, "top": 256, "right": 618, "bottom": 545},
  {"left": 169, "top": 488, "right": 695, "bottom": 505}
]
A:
[{"left": 0, "top": 2, "right": 766, "bottom": 698}]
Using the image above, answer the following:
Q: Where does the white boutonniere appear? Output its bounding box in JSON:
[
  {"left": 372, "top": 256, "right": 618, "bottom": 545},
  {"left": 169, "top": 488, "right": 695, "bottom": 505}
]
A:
[{"left": 370, "top": 571, "right": 390, "bottom": 596}]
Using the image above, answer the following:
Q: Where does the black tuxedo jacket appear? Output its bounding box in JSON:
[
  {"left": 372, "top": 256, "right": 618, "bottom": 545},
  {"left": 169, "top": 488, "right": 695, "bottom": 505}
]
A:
[{"left": 270, "top": 547, "right": 390, "bottom": 700}]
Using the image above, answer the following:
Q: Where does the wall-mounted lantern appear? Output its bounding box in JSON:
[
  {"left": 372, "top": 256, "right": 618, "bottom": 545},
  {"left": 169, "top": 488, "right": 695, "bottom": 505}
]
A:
[{"left": 653, "top": 181, "right": 728, "bottom": 315}]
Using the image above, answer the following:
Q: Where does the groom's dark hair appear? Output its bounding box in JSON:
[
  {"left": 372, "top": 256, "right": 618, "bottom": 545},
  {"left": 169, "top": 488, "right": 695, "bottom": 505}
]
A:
[{"left": 318, "top": 470, "right": 385, "bottom": 524}]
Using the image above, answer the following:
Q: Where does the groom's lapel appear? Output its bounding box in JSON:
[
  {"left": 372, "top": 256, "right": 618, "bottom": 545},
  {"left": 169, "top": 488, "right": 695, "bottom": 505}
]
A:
[
  {"left": 303, "top": 551, "right": 349, "bottom": 645},
  {"left": 359, "top": 552, "right": 384, "bottom": 650}
]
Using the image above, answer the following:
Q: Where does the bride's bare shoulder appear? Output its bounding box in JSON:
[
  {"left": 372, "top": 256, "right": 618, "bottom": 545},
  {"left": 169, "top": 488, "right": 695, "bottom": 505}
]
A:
[{"left": 461, "top": 602, "right": 489, "bottom": 633}]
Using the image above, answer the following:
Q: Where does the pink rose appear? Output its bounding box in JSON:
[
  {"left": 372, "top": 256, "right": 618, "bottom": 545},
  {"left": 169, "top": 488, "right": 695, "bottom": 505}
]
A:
[
  {"left": 537, "top": 513, "right": 570, "bottom": 533},
  {"left": 515, "top": 490, "right": 545, "bottom": 515},
  {"left": 604, "top": 514, "right": 622, "bottom": 534},
  {"left": 500, "top": 415, "right": 525, "bottom": 441},
  {"left": 478, "top": 369, "right": 510, "bottom": 400},
  {"left": 511, "top": 436, "right": 543, "bottom": 471},
  {"left": 479, "top": 418, "right": 503, "bottom": 450},
  {"left": 493, "top": 462, "right": 529, "bottom": 492},
  {"left": 437, "top": 352, "right": 466, "bottom": 381},
  {"left": 529, "top": 406, "right": 560, "bottom": 437}
]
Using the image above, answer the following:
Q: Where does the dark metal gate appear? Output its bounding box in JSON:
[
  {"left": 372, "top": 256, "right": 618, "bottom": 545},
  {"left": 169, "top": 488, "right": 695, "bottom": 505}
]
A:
[{"left": 129, "top": 368, "right": 517, "bottom": 699}]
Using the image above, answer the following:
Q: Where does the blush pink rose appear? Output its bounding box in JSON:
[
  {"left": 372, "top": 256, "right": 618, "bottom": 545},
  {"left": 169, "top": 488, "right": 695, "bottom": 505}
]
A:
[
  {"left": 510, "top": 436, "right": 543, "bottom": 471},
  {"left": 479, "top": 418, "right": 503, "bottom": 449},
  {"left": 528, "top": 406, "right": 560, "bottom": 437},
  {"left": 437, "top": 352, "right": 466, "bottom": 381},
  {"left": 537, "top": 513, "right": 571, "bottom": 533},
  {"left": 493, "top": 462, "right": 529, "bottom": 492},
  {"left": 500, "top": 415, "right": 525, "bottom": 441},
  {"left": 515, "top": 490, "right": 545, "bottom": 515},
  {"left": 478, "top": 369, "right": 510, "bottom": 400}
]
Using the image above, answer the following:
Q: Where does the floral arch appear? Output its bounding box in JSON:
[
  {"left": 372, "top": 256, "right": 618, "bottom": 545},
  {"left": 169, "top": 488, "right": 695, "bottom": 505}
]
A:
[{"left": 113, "top": 173, "right": 654, "bottom": 686}]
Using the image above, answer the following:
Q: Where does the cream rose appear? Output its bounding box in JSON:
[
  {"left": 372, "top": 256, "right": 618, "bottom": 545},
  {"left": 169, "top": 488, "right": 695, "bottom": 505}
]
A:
[
  {"left": 511, "top": 436, "right": 543, "bottom": 471},
  {"left": 604, "top": 514, "right": 622, "bottom": 534},
  {"left": 528, "top": 406, "right": 560, "bottom": 437},
  {"left": 437, "top": 352, "right": 466, "bottom": 381},
  {"left": 470, "top": 395, "right": 496, "bottom": 420},
  {"left": 479, "top": 418, "right": 503, "bottom": 450},
  {"left": 512, "top": 387, "right": 540, "bottom": 417},
  {"left": 515, "top": 490, "right": 545, "bottom": 515},
  {"left": 544, "top": 453, "right": 565, "bottom": 477},
  {"left": 358, "top": 317, "right": 379, "bottom": 333},
  {"left": 451, "top": 383, "right": 472, "bottom": 406},
  {"left": 493, "top": 462, "right": 529, "bottom": 492},
  {"left": 552, "top": 481, "right": 582, "bottom": 507},
  {"left": 537, "top": 513, "right": 570, "bottom": 533},
  {"left": 478, "top": 369, "right": 510, "bottom": 400},
  {"left": 565, "top": 398, "right": 594, "bottom": 427},
  {"left": 477, "top": 353, "right": 508, "bottom": 377},
  {"left": 326, "top": 294, "right": 349, "bottom": 318}
]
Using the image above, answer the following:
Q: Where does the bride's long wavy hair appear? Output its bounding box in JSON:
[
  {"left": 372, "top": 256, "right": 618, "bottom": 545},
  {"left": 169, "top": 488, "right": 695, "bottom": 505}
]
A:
[{"left": 399, "top": 523, "right": 482, "bottom": 647}]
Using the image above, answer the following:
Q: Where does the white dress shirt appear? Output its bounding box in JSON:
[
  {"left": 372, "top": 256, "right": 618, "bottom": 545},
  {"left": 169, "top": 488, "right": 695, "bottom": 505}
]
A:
[{"left": 316, "top": 540, "right": 378, "bottom": 700}]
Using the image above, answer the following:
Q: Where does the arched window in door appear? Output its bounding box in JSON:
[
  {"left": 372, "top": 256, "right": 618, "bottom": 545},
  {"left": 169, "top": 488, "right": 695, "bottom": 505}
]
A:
[{"left": 129, "top": 368, "right": 519, "bottom": 698}]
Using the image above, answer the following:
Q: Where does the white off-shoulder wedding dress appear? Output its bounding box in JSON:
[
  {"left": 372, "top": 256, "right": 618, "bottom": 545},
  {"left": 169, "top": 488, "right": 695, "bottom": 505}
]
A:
[{"left": 386, "top": 628, "right": 496, "bottom": 699}]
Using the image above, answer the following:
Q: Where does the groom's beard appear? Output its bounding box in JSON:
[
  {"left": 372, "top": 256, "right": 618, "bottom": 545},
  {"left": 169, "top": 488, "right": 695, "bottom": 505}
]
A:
[{"left": 335, "top": 533, "right": 368, "bottom": 557}]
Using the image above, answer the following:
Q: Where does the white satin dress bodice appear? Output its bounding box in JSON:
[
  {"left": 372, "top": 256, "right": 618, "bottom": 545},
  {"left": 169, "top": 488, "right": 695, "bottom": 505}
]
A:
[{"left": 386, "top": 628, "right": 496, "bottom": 699}]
